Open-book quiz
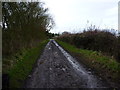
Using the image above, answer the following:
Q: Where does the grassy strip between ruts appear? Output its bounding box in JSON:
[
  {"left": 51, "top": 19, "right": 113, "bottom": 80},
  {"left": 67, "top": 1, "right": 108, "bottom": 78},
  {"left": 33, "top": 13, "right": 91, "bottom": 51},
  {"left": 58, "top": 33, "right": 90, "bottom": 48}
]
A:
[
  {"left": 3, "top": 40, "right": 49, "bottom": 88},
  {"left": 56, "top": 40, "right": 120, "bottom": 86}
]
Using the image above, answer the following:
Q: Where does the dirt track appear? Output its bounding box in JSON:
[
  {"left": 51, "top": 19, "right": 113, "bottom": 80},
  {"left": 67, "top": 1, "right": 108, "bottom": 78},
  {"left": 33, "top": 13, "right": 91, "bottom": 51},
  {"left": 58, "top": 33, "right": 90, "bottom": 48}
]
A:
[{"left": 25, "top": 40, "right": 109, "bottom": 88}]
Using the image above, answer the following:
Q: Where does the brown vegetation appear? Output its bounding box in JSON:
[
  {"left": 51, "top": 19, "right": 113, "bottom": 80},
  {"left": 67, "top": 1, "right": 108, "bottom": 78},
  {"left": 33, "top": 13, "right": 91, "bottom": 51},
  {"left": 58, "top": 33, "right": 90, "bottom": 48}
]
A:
[{"left": 57, "top": 30, "right": 120, "bottom": 62}]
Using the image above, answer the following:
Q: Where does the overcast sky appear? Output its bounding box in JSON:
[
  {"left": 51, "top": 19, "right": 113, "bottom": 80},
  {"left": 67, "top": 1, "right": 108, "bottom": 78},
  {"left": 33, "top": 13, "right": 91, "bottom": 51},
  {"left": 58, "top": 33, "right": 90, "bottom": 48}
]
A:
[{"left": 42, "top": 0, "right": 119, "bottom": 33}]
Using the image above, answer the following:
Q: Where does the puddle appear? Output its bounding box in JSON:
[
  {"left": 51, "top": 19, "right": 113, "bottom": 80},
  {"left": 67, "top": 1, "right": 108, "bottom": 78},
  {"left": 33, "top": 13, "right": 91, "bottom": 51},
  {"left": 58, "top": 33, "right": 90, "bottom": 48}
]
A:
[{"left": 52, "top": 40, "right": 105, "bottom": 88}]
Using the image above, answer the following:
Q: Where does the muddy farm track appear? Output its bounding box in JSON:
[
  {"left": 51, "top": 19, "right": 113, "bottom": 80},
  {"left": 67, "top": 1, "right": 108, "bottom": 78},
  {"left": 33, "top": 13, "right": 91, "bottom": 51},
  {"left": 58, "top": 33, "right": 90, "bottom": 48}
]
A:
[{"left": 24, "top": 40, "right": 110, "bottom": 88}]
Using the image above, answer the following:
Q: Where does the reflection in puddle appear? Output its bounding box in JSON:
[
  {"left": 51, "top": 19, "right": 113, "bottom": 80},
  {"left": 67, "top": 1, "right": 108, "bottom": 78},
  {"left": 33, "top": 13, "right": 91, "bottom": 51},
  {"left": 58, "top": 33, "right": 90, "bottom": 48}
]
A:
[{"left": 52, "top": 40, "right": 104, "bottom": 88}]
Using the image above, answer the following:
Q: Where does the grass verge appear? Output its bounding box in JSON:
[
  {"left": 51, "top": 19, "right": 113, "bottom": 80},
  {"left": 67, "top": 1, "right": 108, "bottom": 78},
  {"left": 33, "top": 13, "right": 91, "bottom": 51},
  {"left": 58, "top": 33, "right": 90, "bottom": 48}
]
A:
[
  {"left": 3, "top": 40, "right": 49, "bottom": 88},
  {"left": 56, "top": 40, "right": 120, "bottom": 87}
]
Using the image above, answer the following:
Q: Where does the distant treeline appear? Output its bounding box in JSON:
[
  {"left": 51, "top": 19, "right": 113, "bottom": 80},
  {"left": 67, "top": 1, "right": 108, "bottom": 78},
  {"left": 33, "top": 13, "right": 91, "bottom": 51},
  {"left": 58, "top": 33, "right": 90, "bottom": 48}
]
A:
[
  {"left": 57, "top": 30, "right": 120, "bottom": 62},
  {"left": 2, "top": 2, "right": 54, "bottom": 58}
]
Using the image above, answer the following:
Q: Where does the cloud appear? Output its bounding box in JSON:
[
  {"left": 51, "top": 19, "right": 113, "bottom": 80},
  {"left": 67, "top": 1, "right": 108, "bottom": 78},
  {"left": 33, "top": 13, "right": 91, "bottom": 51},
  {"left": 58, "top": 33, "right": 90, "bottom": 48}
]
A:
[
  {"left": 106, "top": 6, "right": 118, "bottom": 16},
  {"left": 42, "top": 0, "right": 119, "bottom": 33}
]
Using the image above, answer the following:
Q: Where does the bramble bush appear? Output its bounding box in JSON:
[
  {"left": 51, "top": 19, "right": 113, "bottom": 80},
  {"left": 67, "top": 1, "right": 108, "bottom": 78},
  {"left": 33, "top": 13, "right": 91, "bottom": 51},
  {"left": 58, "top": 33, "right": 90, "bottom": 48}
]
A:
[{"left": 57, "top": 30, "right": 120, "bottom": 62}]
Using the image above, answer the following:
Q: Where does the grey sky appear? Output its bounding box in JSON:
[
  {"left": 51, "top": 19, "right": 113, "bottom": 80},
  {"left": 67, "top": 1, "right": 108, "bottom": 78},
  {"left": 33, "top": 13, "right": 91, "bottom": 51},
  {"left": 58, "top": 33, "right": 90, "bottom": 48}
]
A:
[
  {"left": 2, "top": 0, "right": 119, "bottom": 33},
  {"left": 41, "top": 0, "right": 119, "bottom": 33}
]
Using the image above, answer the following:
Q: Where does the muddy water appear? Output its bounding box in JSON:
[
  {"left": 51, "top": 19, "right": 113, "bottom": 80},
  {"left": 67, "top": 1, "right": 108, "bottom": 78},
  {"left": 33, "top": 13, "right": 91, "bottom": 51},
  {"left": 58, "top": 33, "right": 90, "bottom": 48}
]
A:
[{"left": 53, "top": 40, "right": 109, "bottom": 88}]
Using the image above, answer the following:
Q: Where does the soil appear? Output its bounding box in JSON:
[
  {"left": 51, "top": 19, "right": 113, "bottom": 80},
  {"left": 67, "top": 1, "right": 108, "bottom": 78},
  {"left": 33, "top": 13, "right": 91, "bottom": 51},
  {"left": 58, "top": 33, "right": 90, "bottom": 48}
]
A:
[{"left": 24, "top": 40, "right": 110, "bottom": 88}]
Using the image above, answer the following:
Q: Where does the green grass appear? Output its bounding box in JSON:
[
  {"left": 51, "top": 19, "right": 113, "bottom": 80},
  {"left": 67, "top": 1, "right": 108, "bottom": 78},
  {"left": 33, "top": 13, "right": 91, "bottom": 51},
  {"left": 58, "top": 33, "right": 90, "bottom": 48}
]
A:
[
  {"left": 3, "top": 40, "right": 49, "bottom": 88},
  {"left": 56, "top": 40, "right": 120, "bottom": 71},
  {"left": 56, "top": 40, "right": 120, "bottom": 81}
]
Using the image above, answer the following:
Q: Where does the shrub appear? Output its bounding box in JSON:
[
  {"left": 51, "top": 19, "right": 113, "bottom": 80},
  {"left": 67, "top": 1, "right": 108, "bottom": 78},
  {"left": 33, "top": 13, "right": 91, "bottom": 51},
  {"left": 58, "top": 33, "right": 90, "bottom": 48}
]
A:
[{"left": 57, "top": 30, "right": 120, "bottom": 62}]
